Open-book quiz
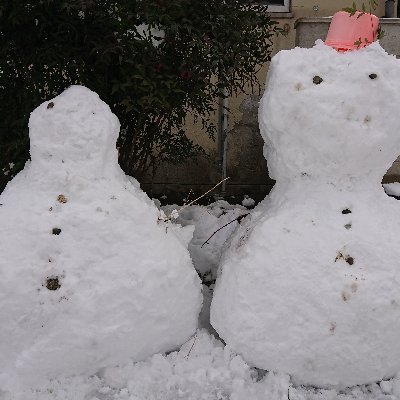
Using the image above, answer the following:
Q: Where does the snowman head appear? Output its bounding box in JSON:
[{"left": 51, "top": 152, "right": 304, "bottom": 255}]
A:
[
  {"left": 259, "top": 41, "right": 400, "bottom": 185},
  {"left": 29, "top": 86, "right": 120, "bottom": 178}
]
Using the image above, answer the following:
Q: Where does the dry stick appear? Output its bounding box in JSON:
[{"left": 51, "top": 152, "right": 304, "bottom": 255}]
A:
[
  {"left": 179, "top": 177, "right": 230, "bottom": 212},
  {"left": 201, "top": 219, "right": 238, "bottom": 248},
  {"left": 185, "top": 331, "right": 198, "bottom": 359},
  {"left": 201, "top": 213, "right": 250, "bottom": 248},
  {"left": 161, "top": 177, "right": 230, "bottom": 225},
  {"left": 183, "top": 188, "right": 195, "bottom": 207}
]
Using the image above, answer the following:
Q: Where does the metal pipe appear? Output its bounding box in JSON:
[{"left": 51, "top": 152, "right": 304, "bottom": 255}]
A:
[
  {"left": 385, "top": 0, "right": 395, "bottom": 17},
  {"left": 217, "top": 89, "right": 229, "bottom": 197}
]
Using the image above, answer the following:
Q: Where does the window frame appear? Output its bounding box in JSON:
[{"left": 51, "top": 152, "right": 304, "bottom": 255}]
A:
[{"left": 264, "top": 0, "right": 290, "bottom": 13}]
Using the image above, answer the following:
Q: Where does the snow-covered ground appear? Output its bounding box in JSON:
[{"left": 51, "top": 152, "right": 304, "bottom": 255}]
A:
[{"left": 5, "top": 325, "right": 400, "bottom": 400}]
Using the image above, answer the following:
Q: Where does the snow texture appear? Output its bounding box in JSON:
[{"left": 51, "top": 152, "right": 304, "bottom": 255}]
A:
[
  {"left": 2, "top": 199, "right": 400, "bottom": 399},
  {"left": 162, "top": 201, "right": 248, "bottom": 281},
  {"left": 211, "top": 41, "right": 400, "bottom": 389},
  {"left": 384, "top": 182, "right": 400, "bottom": 197},
  {"left": 242, "top": 196, "right": 255, "bottom": 208},
  {"left": 0, "top": 86, "right": 202, "bottom": 390},
  {"left": 161, "top": 201, "right": 248, "bottom": 334},
  {"left": 4, "top": 321, "right": 400, "bottom": 400}
]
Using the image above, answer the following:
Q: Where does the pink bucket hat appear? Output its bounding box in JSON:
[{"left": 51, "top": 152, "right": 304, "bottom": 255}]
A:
[{"left": 325, "top": 10, "right": 379, "bottom": 51}]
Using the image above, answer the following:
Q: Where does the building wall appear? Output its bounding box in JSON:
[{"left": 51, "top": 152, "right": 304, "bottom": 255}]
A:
[{"left": 142, "top": 0, "right": 399, "bottom": 203}]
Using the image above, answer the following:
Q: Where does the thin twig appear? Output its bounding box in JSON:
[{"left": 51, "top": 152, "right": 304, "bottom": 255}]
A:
[
  {"left": 201, "top": 213, "right": 249, "bottom": 248},
  {"left": 179, "top": 177, "right": 230, "bottom": 211},
  {"left": 183, "top": 189, "right": 195, "bottom": 207},
  {"left": 158, "top": 177, "right": 230, "bottom": 225},
  {"left": 185, "top": 331, "right": 198, "bottom": 359}
]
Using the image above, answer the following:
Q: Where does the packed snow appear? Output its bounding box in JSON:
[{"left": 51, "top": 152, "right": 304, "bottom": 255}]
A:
[
  {"left": 241, "top": 195, "right": 255, "bottom": 208},
  {"left": 2, "top": 198, "right": 400, "bottom": 399},
  {"left": 211, "top": 40, "right": 400, "bottom": 389},
  {"left": 0, "top": 86, "right": 201, "bottom": 392},
  {"left": 1, "top": 194, "right": 400, "bottom": 398},
  {"left": 384, "top": 182, "right": 400, "bottom": 198},
  {"left": 162, "top": 200, "right": 249, "bottom": 282}
]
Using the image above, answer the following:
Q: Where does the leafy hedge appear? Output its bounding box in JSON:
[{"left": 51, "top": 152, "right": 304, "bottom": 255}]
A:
[{"left": 0, "top": 0, "right": 278, "bottom": 191}]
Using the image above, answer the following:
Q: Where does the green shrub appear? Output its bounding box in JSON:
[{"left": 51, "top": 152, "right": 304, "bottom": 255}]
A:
[{"left": 0, "top": 0, "right": 278, "bottom": 191}]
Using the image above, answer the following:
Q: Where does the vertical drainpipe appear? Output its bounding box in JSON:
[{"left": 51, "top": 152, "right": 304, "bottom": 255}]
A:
[
  {"left": 385, "top": 0, "right": 395, "bottom": 17},
  {"left": 217, "top": 89, "right": 229, "bottom": 197}
]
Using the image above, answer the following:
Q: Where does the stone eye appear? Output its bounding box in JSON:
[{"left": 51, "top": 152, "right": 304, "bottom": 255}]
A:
[
  {"left": 46, "top": 277, "right": 61, "bottom": 291},
  {"left": 313, "top": 76, "right": 323, "bottom": 85},
  {"left": 369, "top": 73, "right": 377, "bottom": 79}
]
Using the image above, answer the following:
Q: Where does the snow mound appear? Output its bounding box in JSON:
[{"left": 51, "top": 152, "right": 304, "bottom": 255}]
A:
[
  {"left": 0, "top": 86, "right": 202, "bottom": 390},
  {"left": 384, "top": 182, "right": 400, "bottom": 198},
  {"left": 242, "top": 196, "right": 255, "bottom": 208},
  {"left": 101, "top": 330, "right": 290, "bottom": 400},
  {"left": 162, "top": 201, "right": 249, "bottom": 281},
  {"left": 211, "top": 42, "right": 400, "bottom": 388},
  {"left": 5, "top": 331, "right": 400, "bottom": 400}
]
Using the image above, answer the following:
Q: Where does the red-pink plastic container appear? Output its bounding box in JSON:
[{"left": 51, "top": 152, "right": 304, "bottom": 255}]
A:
[{"left": 325, "top": 11, "right": 379, "bottom": 52}]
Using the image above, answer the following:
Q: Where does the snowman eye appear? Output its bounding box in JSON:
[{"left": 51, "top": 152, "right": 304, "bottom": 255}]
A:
[
  {"left": 369, "top": 73, "right": 378, "bottom": 79},
  {"left": 346, "top": 256, "right": 354, "bottom": 265},
  {"left": 46, "top": 277, "right": 61, "bottom": 291},
  {"left": 313, "top": 76, "right": 323, "bottom": 85}
]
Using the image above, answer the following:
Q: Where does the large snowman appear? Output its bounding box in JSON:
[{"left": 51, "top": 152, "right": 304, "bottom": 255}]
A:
[
  {"left": 211, "top": 39, "right": 400, "bottom": 388},
  {"left": 0, "top": 86, "right": 202, "bottom": 389}
]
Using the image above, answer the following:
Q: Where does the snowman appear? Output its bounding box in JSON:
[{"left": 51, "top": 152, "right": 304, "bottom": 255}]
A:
[
  {"left": 0, "top": 85, "right": 202, "bottom": 390},
  {"left": 211, "top": 15, "right": 400, "bottom": 389}
]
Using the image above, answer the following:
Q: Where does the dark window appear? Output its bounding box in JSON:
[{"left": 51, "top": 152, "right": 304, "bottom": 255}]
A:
[{"left": 262, "top": 0, "right": 290, "bottom": 12}]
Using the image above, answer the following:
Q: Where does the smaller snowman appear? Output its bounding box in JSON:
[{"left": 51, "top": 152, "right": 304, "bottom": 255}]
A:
[
  {"left": 211, "top": 12, "right": 400, "bottom": 389},
  {"left": 0, "top": 86, "right": 202, "bottom": 390}
]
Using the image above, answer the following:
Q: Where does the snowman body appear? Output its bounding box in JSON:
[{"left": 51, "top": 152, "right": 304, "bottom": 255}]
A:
[
  {"left": 211, "top": 41, "right": 400, "bottom": 388},
  {"left": 0, "top": 86, "right": 202, "bottom": 389}
]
